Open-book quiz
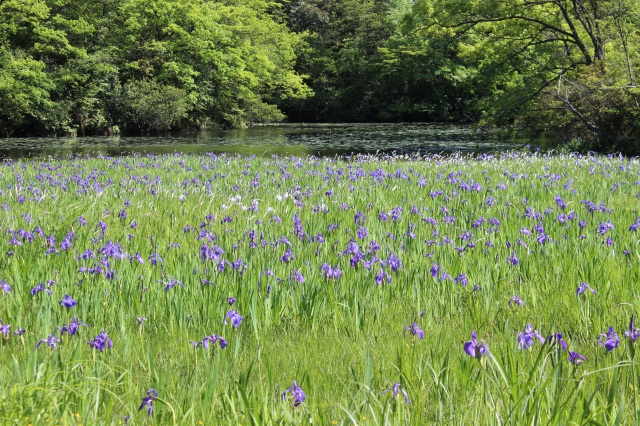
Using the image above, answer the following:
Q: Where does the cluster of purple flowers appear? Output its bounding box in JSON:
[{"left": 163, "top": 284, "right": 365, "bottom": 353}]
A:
[
  {"left": 464, "top": 313, "right": 640, "bottom": 367},
  {"left": 321, "top": 263, "right": 342, "bottom": 280}
]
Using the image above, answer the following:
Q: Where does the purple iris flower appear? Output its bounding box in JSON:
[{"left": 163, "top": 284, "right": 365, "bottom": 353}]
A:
[
  {"left": 217, "top": 336, "right": 228, "bottom": 348},
  {"left": 517, "top": 324, "right": 545, "bottom": 350},
  {"left": 138, "top": 389, "right": 158, "bottom": 416},
  {"left": 387, "top": 254, "right": 403, "bottom": 272},
  {"left": 430, "top": 263, "right": 439, "bottom": 278},
  {"left": 568, "top": 351, "right": 586, "bottom": 365},
  {"left": 100, "top": 241, "right": 127, "bottom": 259},
  {"left": 60, "top": 231, "right": 75, "bottom": 251},
  {"left": 228, "top": 297, "right": 236, "bottom": 306},
  {"left": 14, "top": 327, "right": 26, "bottom": 336},
  {"left": 132, "top": 252, "right": 144, "bottom": 264},
  {"left": 357, "top": 226, "right": 369, "bottom": 239},
  {"left": 148, "top": 252, "right": 163, "bottom": 266},
  {"left": 625, "top": 315, "right": 640, "bottom": 342},
  {"left": 576, "top": 282, "right": 596, "bottom": 295},
  {"left": 454, "top": 274, "right": 468, "bottom": 286},
  {"left": 97, "top": 221, "right": 107, "bottom": 235},
  {"left": 292, "top": 269, "right": 305, "bottom": 283},
  {"left": 322, "top": 263, "right": 342, "bottom": 280},
  {"left": 282, "top": 381, "right": 306, "bottom": 407},
  {"left": 88, "top": 330, "right": 113, "bottom": 351},
  {"left": 554, "top": 195, "right": 567, "bottom": 210},
  {"left": 546, "top": 333, "right": 568, "bottom": 351},
  {"left": 59, "top": 294, "right": 77, "bottom": 308},
  {"left": 381, "top": 382, "right": 410, "bottom": 405},
  {"left": 231, "top": 258, "right": 246, "bottom": 273},
  {"left": 35, "top": 334, "right": 61, "bottom": 350},
  {"left": 509, "top": 295, "right": 525, "bottom": 307},
  {"left": 30, "top": 283, "right": 51, "bottom": 296},
  {"left": 350, "top": 251, "right": 364, "bottom": 267},
  {"left": 202, "top": 334, "right": 227, "bottom": 349},
  {"left": 58, "top": 317, "right": 89, "bottom": 336},
  {"left": 137, "top": 316, "right": 146, "bottom": 325},
  {"left": 598, "top": 327, "right": 620, "bottom": 351},
  {"left": 224, "top": 311, "right": 243, "bottom": 328},
  {"left": 281, "top": 249, "right": 295, "bottom": 263},
  {"left": 464, "top": 331, "right": 489, "bottom": 358},
  {"left": 200, "top": 244, "right": 225, "bottom": 263},
  {"left": 375, "top": 268, "right": 391, "bottom": 285},
  {"left": 405, "top": 323, "right": 424, "bottom": 339},
  {"left": 597, "top": 221, "right": 614, "bottom": 235},
  {"left": 0, "top": 320, "right": 10, "bottom": 336},
  {"left": 0, "top": 279, "right": 10, "bottom": 293},
  {"left": 79, "top": 249, "right": 95, "bottom": 260},
  {"left": 162, "top": 277, "right": 184, "bottom": 292}
]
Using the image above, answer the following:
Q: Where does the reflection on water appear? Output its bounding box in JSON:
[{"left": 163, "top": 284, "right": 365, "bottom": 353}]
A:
[{"left": 0, "top": 123, "right": 556, "bottom": 159}]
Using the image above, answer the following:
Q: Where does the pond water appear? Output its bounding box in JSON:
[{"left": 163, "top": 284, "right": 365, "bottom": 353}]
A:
[{"left": 0, "top": 123, "right": 556, "bottom": 159}]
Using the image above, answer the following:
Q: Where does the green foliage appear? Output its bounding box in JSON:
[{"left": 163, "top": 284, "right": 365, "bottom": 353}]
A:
[
  {"left": 117, "top": 80, "right": 188, "bottom": 132},
  {"left": 417, "top": 0, "right": 640, "bottom": 152},
  {"left": 1, "top": 0, "right": 638, "bottom": 150},
  {"left": 0, "top": 47, "right": 53, "bottom": 135},
  {"left": 282, "top": 0, "right": 397, "bottom": 122},
  {"left": 281, "top": 0, "right": 639, "bottom": 152},
  {"left": 0, "top": 0, "right": 311, "bottom": 135}
]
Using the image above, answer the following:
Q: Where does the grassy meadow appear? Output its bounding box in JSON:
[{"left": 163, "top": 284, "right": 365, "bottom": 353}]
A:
[{"left": 1, "top": 150, "right": 640, "bottom": 425}]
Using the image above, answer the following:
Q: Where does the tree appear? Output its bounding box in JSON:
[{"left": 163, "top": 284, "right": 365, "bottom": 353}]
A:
[
  {"left": 0, "top": 0, "right": 312, "bottom": 135},
  {"left": 412, "top": 0, "right": 640, "bottom": 151},
  {"left": 106, "top": 0, "right": 311, "bottom": 129},
  {"left": 281, "top": 0, "right": 396, "bottom": 122},
  {"left": 0, "top": 47, "right": 54, "bottom": 136}
]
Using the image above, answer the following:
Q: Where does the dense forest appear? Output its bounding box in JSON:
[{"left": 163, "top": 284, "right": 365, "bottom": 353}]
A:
[{"left": 1, "top": 0, "right": 639, "bottom": 152}]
